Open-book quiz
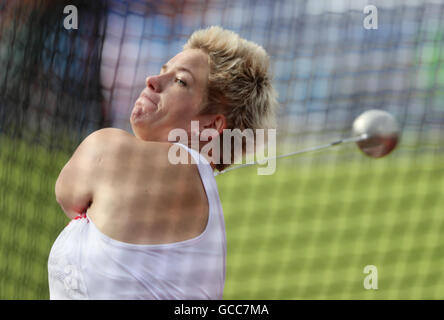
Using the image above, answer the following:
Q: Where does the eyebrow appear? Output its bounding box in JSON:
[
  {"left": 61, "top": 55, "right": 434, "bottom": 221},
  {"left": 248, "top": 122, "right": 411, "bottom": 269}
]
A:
[{"left": 161, "top": 64, "right": 195, "bottom": 81}]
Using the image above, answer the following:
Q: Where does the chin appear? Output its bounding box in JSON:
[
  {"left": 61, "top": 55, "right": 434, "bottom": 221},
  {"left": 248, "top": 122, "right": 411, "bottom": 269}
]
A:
[{"left": 130, "top": 123, "right": 147, "bottom": 139}]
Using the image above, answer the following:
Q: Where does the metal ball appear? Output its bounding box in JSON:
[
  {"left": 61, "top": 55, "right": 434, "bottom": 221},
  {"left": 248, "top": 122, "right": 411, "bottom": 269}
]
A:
[{"left": 352, "top": 109, "right": 400, "bottom": 158}]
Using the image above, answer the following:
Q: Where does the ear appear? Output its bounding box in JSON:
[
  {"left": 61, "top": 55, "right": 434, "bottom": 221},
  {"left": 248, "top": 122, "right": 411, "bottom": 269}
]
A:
[{"left": 198, "top": 114, "right": 227, "bottom": 140}]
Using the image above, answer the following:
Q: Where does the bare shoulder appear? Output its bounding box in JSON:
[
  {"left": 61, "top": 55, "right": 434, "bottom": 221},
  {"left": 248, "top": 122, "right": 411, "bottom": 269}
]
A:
[
  {"left": 86, "top": 133, "right": 208, "bottom": 244},
  {"left": 85, "top": 129, "right": 203, "bottom": 195},
  {"left": 55, "top": 128, "right": 131, "bottom": 218},
  {"left": 82, "top": 127, "right": 132, "bottom": 149},
  {"left": 83, "top": 128, "right": 164, "bottom": 161},
  {"left": 89, "top": 127, "right": 133, "bottom": 138}
]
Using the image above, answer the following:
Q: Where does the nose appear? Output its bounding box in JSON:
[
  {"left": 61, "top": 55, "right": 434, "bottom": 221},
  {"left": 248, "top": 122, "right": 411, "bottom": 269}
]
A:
[{"left": 146, "top": 75, "right": 161, "bottom": 92}]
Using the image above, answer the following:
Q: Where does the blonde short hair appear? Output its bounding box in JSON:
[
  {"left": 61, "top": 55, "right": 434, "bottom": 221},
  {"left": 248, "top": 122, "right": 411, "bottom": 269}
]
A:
[{"left": 184, "top": 26, "right": 278, "bottom": 171}]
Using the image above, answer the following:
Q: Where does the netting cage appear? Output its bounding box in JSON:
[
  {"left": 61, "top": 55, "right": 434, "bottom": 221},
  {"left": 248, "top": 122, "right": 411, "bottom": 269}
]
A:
[{"left": 0, "top": 0, "right": 443, "bottom": 299}]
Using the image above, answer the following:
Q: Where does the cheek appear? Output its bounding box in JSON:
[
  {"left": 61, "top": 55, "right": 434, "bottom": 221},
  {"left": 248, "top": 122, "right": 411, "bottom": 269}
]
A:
[
  {"left": 162, "top": 88, "right": 204, "bottom": 124},
  {"left": 168, "top": 98, "right": 200, "bottom": 120}
]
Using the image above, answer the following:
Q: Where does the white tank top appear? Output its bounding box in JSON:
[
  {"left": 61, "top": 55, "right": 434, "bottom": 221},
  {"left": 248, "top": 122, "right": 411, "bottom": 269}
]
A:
[{"left": 48, "top": 143, "right": 226, "bottom": 299}]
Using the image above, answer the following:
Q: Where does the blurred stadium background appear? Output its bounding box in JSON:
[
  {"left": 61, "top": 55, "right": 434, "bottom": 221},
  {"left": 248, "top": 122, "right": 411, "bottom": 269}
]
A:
[{"left": 0, "top": 0, "right": 443, "bottom": 299}]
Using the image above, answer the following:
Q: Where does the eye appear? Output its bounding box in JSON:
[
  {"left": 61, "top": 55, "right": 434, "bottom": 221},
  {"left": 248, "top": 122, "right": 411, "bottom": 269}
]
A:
[{"left": 175, "top": 78, "right": 187, "bottom": 87}]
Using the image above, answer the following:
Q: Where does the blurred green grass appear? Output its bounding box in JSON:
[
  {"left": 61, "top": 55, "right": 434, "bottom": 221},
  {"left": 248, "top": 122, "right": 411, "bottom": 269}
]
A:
[{"left": 1, "top": 135, "right": 443, "bottom": 299}]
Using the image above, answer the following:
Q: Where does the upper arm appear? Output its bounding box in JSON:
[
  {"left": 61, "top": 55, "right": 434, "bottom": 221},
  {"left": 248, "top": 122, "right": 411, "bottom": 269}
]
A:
[{"left": 55, "top": 129, "right": 112, "bottom": 219}]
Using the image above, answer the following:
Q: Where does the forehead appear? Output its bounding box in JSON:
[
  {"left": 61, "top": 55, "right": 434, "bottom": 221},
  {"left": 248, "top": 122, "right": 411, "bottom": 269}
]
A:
[{"left": 166, "top": 49, "right": 209, "bottom": 78}]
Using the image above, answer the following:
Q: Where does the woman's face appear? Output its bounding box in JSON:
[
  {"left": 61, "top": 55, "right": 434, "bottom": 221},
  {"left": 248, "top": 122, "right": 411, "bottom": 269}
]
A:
[{"left": 130, "top": 49, "right": 210, "bottom": 142}]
